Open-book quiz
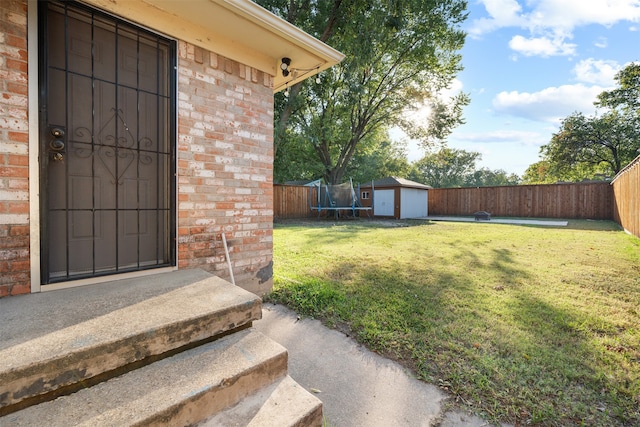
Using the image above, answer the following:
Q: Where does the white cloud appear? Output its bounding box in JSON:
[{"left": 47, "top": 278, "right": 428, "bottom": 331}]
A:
[
  {"left": 471, "top": 0, "right": 640, "bottom": 35},
  {"left": 594, "top": 37, "right": 608, "bottom": 48},
  {"left": 469, "top": 0, "right": 640, "bottom": 56},
  {"left": 453, "top": 129, "right": 548, "bottom": 147},
  {"left": 441, "top": 78, "right": 464, "bottom": 98},
  {"left": 532, "top": 0, "right": 640, "bottom": 29},
  {"left": 509, "top": 34, "right": 576, "bottom": 57},
  {"left": 492, "top": 84, "right": 605, "bottom": 123},
  {"left": 468, "top": 0, "right": 526, "bottom": 36},
  {"left": 572, "top": 59, "right": 620, "bottom": 85}
]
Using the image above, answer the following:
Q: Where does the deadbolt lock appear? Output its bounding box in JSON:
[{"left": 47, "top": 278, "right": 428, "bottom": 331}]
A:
[
  {"left": 51, "top": 127, "right": 65, "bottom": 138},
  {"left": 48, "top": 125, "right": 66, "bottom": 158}
]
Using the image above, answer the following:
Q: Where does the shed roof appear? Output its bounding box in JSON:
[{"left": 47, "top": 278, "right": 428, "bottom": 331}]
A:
[
  {"left": 363, "top": 177, "right": 432, "bottom": 190},
  {"left": 84, "top": 0, "right": 344, "bottom": 93}
]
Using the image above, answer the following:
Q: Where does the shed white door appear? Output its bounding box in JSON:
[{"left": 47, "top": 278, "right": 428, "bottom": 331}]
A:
[
  {"left": 400, "top": 188, "right": 428, "bottom": 219},
  {"left": 374, "top": 189, "right": 395, "bottom": 217}
]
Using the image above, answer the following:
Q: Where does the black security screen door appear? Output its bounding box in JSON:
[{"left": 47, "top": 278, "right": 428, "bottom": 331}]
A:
[{"left": 40, "top": 1, "right": 176, "bottom": 283}]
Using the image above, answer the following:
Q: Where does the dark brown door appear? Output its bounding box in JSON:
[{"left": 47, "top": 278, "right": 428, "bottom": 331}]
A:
[{"left": 40, "top": 1, "right": 176, "bottom": 283}]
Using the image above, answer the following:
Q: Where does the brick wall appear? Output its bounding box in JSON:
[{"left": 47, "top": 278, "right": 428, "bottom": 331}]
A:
[
  {"left": 0, "top": 0, "right": 30, "bottom": 297},
  {"left": 0, "top": 4, "right": 276, "bottom": 298},
  {"left": 177, "top": 42, "right": 275, "bottom": 296}
]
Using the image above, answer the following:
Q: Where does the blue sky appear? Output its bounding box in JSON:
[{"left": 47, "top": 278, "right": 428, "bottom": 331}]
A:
[{"left": 399, "top": 0, "right": 640, "bottom": 176}]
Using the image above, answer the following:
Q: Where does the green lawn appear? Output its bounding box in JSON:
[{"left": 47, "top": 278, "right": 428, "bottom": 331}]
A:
[{"left": 268, "top": 219, "right": 640, "bottom": 426}]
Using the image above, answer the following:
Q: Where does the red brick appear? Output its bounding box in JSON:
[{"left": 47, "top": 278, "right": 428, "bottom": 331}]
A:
[
  {"left": 8, "top": 130, "right": 28, "bottom": 143},
  {"left": 5, "top": 32, "right": 27, "bottom": 49},
  {"left": 8, "top": 154, "right": 28, "bottom": 166},
  {"left": 0, "top": 235, "right": 28, "bottom": 249},
  {"left": 9, "top": 201, "right": 28, "bottom": 214},
  {"left": 0, "top": 166, "right": 28, "bottom": 178},
  {"left": 5, "top": 58, "right": 28, "bottom": 73},
  {"left": 9, "top": 281, "right": 30, "bottom": 296},
  {"left": 9, "top": 259, "right": 29, "bottom": 272},
  {"left": 9, "top": 224, "right": 28, "bottom": 236}
]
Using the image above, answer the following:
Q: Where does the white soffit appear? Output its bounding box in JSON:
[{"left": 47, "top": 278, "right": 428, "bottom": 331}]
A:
[{"left": 82, "top": 0, "right": 345, "bottom": 92}]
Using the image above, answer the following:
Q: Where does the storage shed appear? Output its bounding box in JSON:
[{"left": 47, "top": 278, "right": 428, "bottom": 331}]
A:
[{"left": 360, "top": 177, "right": 431, "bottom": 219}]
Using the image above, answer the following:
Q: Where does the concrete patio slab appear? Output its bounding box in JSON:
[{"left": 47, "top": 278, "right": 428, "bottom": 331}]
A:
[{"left": 427, "top": 216, "right": 568, "bottom": 227}]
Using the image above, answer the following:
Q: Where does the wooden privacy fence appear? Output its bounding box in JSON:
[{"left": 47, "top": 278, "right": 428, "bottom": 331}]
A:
[
  {"left": 427, "top": 182, "right": 613, "bottom": 220},
  {"left": 274, "top": 185, "right": 313, "bottom": 219},
  {"left": 612, "top": 156, "right": 640, "bottom": 238},
  {"left": 276, "top": 179, "right": 639, "bottom": 239}
]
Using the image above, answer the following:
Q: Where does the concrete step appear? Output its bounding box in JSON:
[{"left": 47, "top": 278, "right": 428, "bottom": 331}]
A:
[
  {"left": 0, "top": 272, "right": 262, "bottom": 414},
  {"left": 1, "top": 329, "right": 288, "bottom": 426},
  {"left": 199, "top": 375, "right": 323, "bottom": 427}
]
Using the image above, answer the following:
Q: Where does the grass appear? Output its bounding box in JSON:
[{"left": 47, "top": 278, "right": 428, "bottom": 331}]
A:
[{"left": 267, "top": 219, "right": 640, "bottom": 426}]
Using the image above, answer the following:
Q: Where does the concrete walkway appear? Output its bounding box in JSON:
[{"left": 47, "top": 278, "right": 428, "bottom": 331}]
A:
[
  {"left": 256, "top": 303, "right": 508, "bottom": 427},
  {"left": 427, "top": 216, "right": 568, "bottom": 227}
]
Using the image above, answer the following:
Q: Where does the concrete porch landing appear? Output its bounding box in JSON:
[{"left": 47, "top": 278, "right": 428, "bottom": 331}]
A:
[
  {"left": 0, "top": 269, "right": 321, "bottom": 426},
  {"left": 0, "top": 269, "right": 218, "bottom": 351}
]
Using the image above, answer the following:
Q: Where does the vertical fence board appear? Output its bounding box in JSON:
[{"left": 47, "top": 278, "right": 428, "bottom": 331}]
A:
[
  {"left": 612, "top": 157, "right": 640, "bottom": 238},
  {"left": 427, "top": 182, "right": 613, "bottom": 220},
  {"left": 274, "top": 185, "right": 312, "bottom": 219}
]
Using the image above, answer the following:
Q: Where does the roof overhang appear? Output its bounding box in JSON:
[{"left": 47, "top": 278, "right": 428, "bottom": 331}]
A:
[{"left": 81, "top": 0, "right": 345, "bottom": 93}]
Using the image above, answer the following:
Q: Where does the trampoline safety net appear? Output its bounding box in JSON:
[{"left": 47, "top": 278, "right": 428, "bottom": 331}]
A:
[{"left": 308, "top": 178, "right": 372, "bottom": 218}]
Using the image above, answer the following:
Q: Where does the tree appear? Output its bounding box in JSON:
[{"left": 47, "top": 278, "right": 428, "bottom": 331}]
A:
[
  {"left": 597, "top": 62, "right": 640, "bottom": 112},
  {"left": 522, "top": 161, "right": 553, "bottom": 184},
  {"left": 272, "top": 131, "right": 323, "bottom": 183},
  {"left": 522, "top": 159, "right": 611, "bottom": 184},
  {"left": 464, "top": 168, "right": 520, "bottom": 187},
  {"left": 537, "top": 62, "right": 640, "bottom": 180},
  {"left": 410, "top": 147, "right": 480, "bottom": 188},
  {"left": 273, "top": 127, "right": 411, "bottom": 184},
  {"left": 541, "top": 109, "right": 639, "bottom": 177},
  {"left": 258, "top": 0, "right": 469, "bottom": 184},
  {"left": 345, "top": 136, "right": 412, "bottom": 184}
]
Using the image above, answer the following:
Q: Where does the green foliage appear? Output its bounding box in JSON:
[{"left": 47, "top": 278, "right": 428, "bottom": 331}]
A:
[
  {"left": 345, "top": 137, "right": 412, "bottom": 184},
  {"left": 273, "top": 130, "right": 323, "bottom": 183},
  {"left": 463, "top": 167, "right": 521, "bottom": 187},
  {"left": 410, "top": 147, "right": 480, "bottom": 187},
  {"left": 542, "top": 110, "right": 639, "bottom": 177},
  {"left": 522, "top": 160, "right": 554, "bottom": 184},
  {"left": 408, "top": 147, "right": 520, "bottom": 187},
  {"left": 597, "top": 62, "right": 640, "bottom": 112},
  {"left": 522, "top": 160, "right": 612, "bottom": 184},
  {"left": 270, "top": 220, "right": 640, "bottom": 426},
  {"left": 257, "top": 0, "right": 469, "bottom": 184}
]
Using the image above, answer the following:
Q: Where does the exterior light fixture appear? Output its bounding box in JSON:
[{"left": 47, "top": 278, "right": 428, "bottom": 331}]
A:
[{"left": 281, "top": 57, "right": 291, "bottom": 77}]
